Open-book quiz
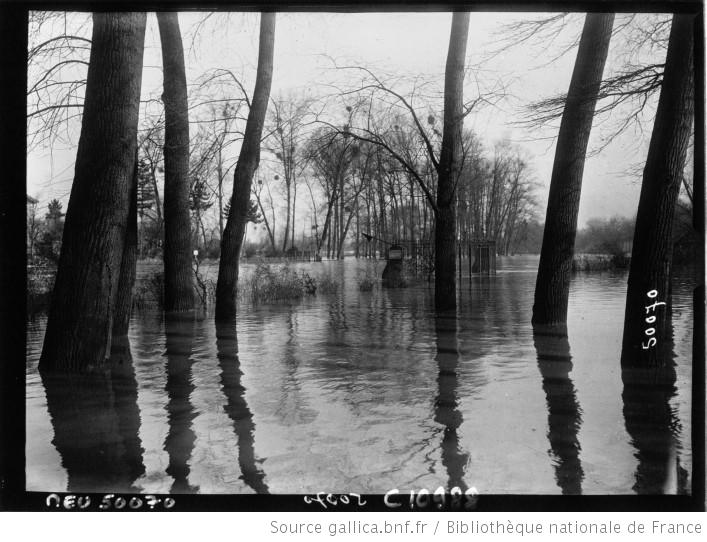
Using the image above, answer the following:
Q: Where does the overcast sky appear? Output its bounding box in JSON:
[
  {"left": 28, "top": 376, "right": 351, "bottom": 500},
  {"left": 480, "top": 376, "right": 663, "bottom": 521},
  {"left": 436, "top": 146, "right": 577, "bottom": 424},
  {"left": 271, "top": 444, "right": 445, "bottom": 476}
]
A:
[{"left": 27, "top": 11, "right": 670, "bottom": 229}]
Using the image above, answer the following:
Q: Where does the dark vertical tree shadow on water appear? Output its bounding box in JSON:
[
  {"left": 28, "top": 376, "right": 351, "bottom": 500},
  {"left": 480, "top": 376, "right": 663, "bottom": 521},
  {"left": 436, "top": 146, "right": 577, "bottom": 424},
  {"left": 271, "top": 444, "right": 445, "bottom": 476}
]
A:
[
  {"left": 532, "top": 324, "right": 583, "bottom": 495},
  {"left": 215, "top": 320, "right": 269, "bottom": 494},
  {"left": 434, "top": 311, "right": 470, "bottom": 491},
  {"left": 621, "top": 325, "right": 688, "bottom": 494},
  {"left": 41, "top": 335, "right": 145, "bottom": 492},
  {"left": 163, "top": 313, "right": 198, "bottom": 493}
]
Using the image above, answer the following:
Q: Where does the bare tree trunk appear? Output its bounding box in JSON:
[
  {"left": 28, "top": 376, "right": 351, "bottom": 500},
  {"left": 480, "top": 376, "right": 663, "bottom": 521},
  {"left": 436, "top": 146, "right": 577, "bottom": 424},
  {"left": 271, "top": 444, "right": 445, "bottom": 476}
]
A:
[
  {"left": 291, "top": 179, "right": 297, "bottom": 249},
  {"left": 217, "top": 145, "right": 224, "bottom": 238},
  {"left": 112, "top": 148, "right": 139, "bottom": 337},
  {"left": 532, "top": 13, "right": 614, "bottom": 325},
  {"left": 158, "top": 12, "right": 194, "bottom": 313},
  {"left": 319, "top": 186, "right": 337, "bottom": 255},
  {"left": 151, "top": 173, "right": 163, "bottom": 225},
  {"left": 435, "top": 12, "right": 469, "bottom": 312},
  {"left": 282, "top": 180, "right": 291, "bottom": 253},
  {"left": 216, "top": 13, "right": 275, "bottom": 320},
  {"left": 621, "top": 14, "right": 695, "bottom": 366},
  {"left": 254, "top": 189, "right": 276, "bottom": 250},
  {"left": 338, "top": 171, "right": 345, "bottom": 258},
  {"left": 40, "top": 13, "right": 146, "bottom": 372},
  {"left": 337, "top": 202, "right": 357, "bottom": 260}
]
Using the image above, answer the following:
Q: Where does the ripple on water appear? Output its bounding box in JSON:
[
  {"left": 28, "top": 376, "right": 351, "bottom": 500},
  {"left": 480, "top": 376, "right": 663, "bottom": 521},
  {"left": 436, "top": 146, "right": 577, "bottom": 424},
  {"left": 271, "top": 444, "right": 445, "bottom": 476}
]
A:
[{"left": 25, "top": 256, "right": 696, "bottom": 495}]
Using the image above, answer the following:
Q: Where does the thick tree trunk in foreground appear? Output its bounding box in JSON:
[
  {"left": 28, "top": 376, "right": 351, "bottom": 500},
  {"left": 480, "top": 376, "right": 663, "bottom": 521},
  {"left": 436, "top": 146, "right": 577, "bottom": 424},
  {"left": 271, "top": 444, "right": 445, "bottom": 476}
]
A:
[
  {"left": 112, "top": 151, "right": 139, "bottom": 339},
  {"left": 158, "top": 12, "right": 194, "bottom": 313},
  {"left": 532, "top": 13, "right": 614, "bottom": 325},
  {"left": 435, "top": 12, "right": 469, "bottom": 311},
  {"left": 40, "top": 13, "right": 146, "bottom": 372},
  {"left": 621, "top": 15, "right": 695, "bottom": 366},
  {"left": 216, "top": 13, "right": 276, "bottom": 320}
]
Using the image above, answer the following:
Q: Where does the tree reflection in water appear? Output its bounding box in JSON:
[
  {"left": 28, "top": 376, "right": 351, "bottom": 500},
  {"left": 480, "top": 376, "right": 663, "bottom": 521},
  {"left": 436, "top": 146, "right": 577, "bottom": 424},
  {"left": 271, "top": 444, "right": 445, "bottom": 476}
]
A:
[
  {"left": 532, "top": 324, "right": 583, "bottom": 495},
  {"left": 433, "top": 311, "right": 470, "bottom": 491},
  {"left": 216, "top": 320, "right": 269, "bottom": 494},
  {"left": 41, "top": 335, "right": 145, "bottom": 492},
  {"left": 621, "top": 330, "right": 688, "bottom": 494},
  {"left": 163, "top": 313, "right": 198, "bottom": 493}
]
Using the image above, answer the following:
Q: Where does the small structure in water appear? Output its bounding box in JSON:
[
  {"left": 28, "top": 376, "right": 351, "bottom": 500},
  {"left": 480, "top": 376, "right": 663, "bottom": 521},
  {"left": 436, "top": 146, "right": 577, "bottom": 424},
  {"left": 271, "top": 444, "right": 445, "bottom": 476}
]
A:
[
  {"left": 382, "top": 244, "right": 406, "bottom": 288},
  {"left": 469, "top": 240, "right": 496, "bottom": 275}
]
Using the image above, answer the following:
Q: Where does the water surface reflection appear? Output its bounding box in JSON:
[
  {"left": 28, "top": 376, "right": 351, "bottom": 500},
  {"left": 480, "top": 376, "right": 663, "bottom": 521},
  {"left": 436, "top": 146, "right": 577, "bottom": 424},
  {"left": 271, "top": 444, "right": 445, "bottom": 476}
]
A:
[
  {"left": 26, "top": 256, "right": 695, "bottom": 495},
  {"left": 434, "top": 312, "right": 470, "bottom": 491},
  {"left": 163, "top": 314, "right": 198, "bottom": 493},
  {"left": 621, "top": 331, "right": 689, "bottom": 495},
  {"left": 533, "top": 325, "right": 583, "bottom": 494},
  {"left": 215, "top": 320, "right": 269, "bottom": 493},
  {"left": 41, "top": 335, "right": 145, "bottom": 492}
]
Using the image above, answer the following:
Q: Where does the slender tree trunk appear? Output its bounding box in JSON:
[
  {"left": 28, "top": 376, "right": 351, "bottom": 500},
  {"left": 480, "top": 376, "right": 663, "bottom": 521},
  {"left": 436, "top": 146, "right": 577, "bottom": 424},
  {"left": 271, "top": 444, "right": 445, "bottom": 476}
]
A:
[
  {"left": 355, "top": 203, "right": 360, "bottom": 258},
  {"left": 532, "top": 13, "right": 614, "bottom": 325},
  {"left": 112, "top": 148, "right": 139, "bottom": 338},
  {"left": 149, "top": 163, "right": 163, "bottom": 225},
  {"left": 435, "top": 12, "right": 469, "bottom": 311},
  {"left": 621, "top": 14, "right": 695, "bottom": 366},
  {"left": 337, "top": 203, "right": 357, "bottom": 260},
  {"left": 217, "top": 146, "right": 224, "bottom": 238},
  {"left": 39, "top": 13, "right": 146, "bottom": 372},
  {"left": 282, "top": 180, "right": 291, "bottom": 253},
  {"left": 254, "top": 190, "right": 276, "bottom": 250},
  {"left": 158, "top": 12, "right": 194, "bottom": 313},
  {"left": 318, "top": 190, "right": 332, "bottom": 253},
  {"left": 292, "top": 178, "right": 297, "bottom": 249},
  {"left": 338, "top": 171, "right": 345, "bottom": 258},
  {"left": 216, "top": 13, "right": 276, "bottom": 320}
]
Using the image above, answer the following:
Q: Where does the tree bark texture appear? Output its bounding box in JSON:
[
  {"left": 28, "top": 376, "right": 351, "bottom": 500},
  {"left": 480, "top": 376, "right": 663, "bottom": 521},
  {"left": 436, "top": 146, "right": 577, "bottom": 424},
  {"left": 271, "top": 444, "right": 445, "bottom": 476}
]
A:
[
  {"left": 435, "top": 12, "right": 469, "bottom": 311},
  {"left": 112, "top": 149, "right": 139, "bottom": 338},
  {"left": 532, "top": 13, "right": 614, "bottom": 325},
  {"left": 621, "top": 15, "right": 695, "bottom": 366},
  {"left": 216, "top": 13, "right": 276, "bottom": 320},
  {"left": 40, "top": 13, "right": 146, "bottom": 372},
  {"left": 158, "top": 12, "right": 194, "bottom": 313}
]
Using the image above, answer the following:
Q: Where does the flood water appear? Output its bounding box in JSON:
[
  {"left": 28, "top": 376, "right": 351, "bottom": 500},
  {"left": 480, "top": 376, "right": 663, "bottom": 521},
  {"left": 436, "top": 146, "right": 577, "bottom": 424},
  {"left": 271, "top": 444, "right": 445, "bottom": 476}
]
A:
[{"left": 26, "top": 255, "right": 696, "bottom": 495}]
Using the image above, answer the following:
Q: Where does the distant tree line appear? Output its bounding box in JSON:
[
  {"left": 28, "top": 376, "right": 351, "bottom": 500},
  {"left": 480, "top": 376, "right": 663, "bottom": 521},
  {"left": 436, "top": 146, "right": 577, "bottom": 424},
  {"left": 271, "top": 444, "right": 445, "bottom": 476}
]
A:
[{"left": 25, "top": 10, "right": 698, "bottom": 372}]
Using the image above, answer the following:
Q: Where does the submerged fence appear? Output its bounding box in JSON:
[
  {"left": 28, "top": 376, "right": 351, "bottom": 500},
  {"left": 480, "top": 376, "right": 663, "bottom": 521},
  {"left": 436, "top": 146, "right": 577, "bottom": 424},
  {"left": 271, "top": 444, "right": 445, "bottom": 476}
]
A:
[{"left": 396, "top": 239, "right": 497, "bottom": 281}]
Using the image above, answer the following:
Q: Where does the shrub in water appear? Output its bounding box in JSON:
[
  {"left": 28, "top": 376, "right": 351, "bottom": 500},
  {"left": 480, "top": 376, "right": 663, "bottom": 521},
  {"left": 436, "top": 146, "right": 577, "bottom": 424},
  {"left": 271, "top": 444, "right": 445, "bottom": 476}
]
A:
[
  {"left": 316, "top": 273, "right": 339, "bottom": 295},
  {"left": 239, "top": 262, "right": 317, "bottom": 303},
  {"left": 358, "top": 262, "right": 381, "bottom": 291}
]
